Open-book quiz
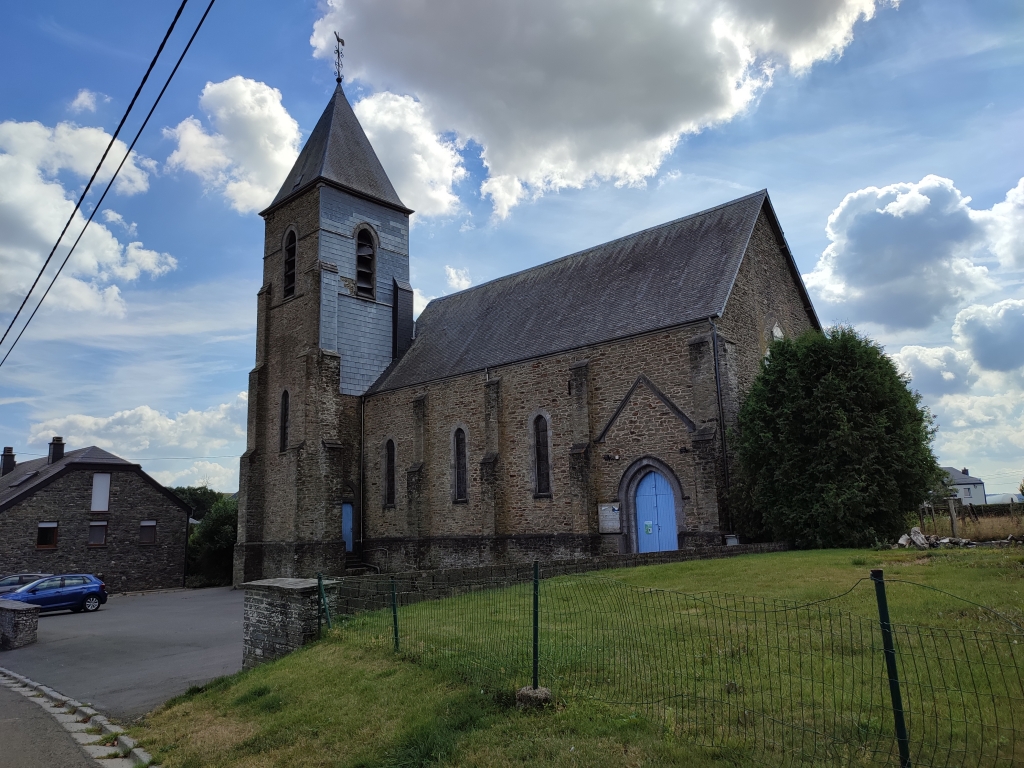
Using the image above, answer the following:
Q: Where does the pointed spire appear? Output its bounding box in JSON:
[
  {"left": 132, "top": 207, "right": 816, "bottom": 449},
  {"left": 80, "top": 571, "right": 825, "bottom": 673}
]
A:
[{"left": 262, "top": 84, "right": 412, "bottom": 216}]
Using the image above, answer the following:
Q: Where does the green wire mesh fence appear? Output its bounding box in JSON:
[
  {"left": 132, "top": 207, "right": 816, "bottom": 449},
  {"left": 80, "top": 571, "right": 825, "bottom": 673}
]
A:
[{"left": 324, "top": 566, "right": 1024, "bottom": 767}]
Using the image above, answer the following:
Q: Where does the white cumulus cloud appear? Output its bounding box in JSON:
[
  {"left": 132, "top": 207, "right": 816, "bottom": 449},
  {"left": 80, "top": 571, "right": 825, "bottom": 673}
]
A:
[
  {"left": 29, "top": 393, "right": 248, "bottom": 456},
  {"left": 972, "top": 177, "right": 1024, "bottom": 269},
  {"left": 148, "top": 460, "right": 238, "bottom": 492},
  {"left": 952, "top": 300, "right": 1024, "bottom": 372},
  {"left": 0, "top": 120, "right": 173, "bottom": 316},
  {"left": 804, "top": 175, "right": 1007, "bottom": 330},
  {"left": 444, "top": 265, "right": 472, "bottom": 291},
  {"left": 69, "top": 89, "right": 103, "bottom": 114},
  {"left": 312, "top": 0, "right": 892, "bottom": 216},
  {"left": 412, "top": 288, "right": 434, "bottom": 318},
  {"left": 165, "top": 77, "right": 300, "bottom": 214},
  {"left": 893, "top": 345, "right": 978, "bottom": 395},
  {"left": 353, "top": 93, "right": 466, "bottom": 216}
]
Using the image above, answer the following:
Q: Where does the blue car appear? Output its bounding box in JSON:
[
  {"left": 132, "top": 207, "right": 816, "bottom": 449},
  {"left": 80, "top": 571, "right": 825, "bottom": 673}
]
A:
[{"left": 5, "top": 574, "right": 108, "bottom": 613}]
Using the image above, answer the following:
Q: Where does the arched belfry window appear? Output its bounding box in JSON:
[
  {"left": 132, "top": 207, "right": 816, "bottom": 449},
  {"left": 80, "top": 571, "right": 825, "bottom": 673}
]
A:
[
  {"left": 453, "top": 428, "right": 468, "bottom": 502},
  {"left": 533, "top": 415, "right": 551, "bottom": 496},
  {"left": 355, "top": 228, "right": 376, "bottom": 299},
  {"left": 279, "top": 390, "right": 290, "bottom": 452},
  {"left": 384, "top": 439, "right": 396, "bottom": 506},
  {"left": 283, "top": 230, "right": 297, "bottom": 298}
]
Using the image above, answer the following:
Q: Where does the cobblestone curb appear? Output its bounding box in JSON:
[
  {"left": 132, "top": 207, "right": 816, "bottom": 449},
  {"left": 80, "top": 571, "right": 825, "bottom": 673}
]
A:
[{"left": 0, "top": 665, "right": 158, "bottom": 767}]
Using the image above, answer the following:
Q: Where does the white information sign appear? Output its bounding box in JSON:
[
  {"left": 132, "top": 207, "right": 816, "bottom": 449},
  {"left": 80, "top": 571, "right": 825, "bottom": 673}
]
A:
[{"left": 598, "top": 503, "right": 621, "bottom": 534}]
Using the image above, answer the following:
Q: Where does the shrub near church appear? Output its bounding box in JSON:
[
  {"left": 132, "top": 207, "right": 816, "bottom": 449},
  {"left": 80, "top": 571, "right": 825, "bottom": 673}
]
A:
[{"left": 733, "top": 326, "right": 944, "bottom": 548}]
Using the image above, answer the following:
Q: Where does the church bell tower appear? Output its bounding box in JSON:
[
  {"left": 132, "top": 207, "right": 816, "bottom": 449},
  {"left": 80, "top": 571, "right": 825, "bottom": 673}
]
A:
[{"left": 234, "top": 81, "right": 415, "bottom": 583}]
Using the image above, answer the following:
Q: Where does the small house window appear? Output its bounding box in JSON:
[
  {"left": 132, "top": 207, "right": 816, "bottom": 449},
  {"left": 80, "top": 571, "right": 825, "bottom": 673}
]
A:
[
  {"left": 384, "top": 439, "right": 396, "bottom": 506},
  {"left": 91, "top": 473, "right": 111, "bottom": 512},
  {"left": 36, "top": 522, "right": 58, "bottom": 548},
  {"left": 355, "top": 228, "right": 376, "bottom": 299},
  {"left": 283, "top": 230, "right": 297, "bottom": 298},
  {"left": 534, "top": 415, "right": 551, "bottom": 496},
  {"left": 88, "top": 521, "right": 108, "bottom": 546},
  {"left": 139, "top": 520, "right": 157, "bottom": 545},
  {"left": 964, "top": 487, "right": 972, "bottom": 498},
  {"left": 279, "top": 390, "right": 290, "bottom": 452},
  {"left": 453, "top": 428, "right": 468, "bottom": 502}
]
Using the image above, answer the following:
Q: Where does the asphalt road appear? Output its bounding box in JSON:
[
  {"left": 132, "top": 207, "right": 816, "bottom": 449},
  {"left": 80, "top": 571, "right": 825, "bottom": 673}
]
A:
[
  {"left": 0, "top": 586, "right": 243, "bottom": 721},
  {"left": 0, "top": 682, "right": 93, "bottom": 768}
]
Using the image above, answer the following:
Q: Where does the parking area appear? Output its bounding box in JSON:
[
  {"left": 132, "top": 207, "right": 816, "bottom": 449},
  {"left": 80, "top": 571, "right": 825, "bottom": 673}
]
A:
[{"left": 0, "top": 586, "right": 243, "bottom": 720}]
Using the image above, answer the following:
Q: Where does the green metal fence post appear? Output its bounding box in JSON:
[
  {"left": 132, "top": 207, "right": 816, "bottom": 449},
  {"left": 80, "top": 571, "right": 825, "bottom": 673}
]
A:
[
  {"left": 391, "top": 577, "right": 400, "bottom": 653},
  {"left": 871, "top": 569, "right": 912, "bottom": 768},
  {"left": 533, "top": 559, "right": 539, "bottom": 690}
]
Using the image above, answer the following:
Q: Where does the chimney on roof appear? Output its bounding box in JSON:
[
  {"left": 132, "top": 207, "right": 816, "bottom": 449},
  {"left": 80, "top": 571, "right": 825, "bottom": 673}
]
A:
[
  {"left": 48, "top": 436, "right": 65, "bottom": 464},
  {"left": 961, "top": 467, "right": 969, "bottom": 477},
  {"left": 1, "top": 447, "right": 14, "bottom": 477}
]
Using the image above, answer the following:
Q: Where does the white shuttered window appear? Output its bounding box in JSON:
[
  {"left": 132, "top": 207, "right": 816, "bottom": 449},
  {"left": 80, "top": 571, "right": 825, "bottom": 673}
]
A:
[{"left": 91, "top": 473, "right": 111, "bottom": 511}]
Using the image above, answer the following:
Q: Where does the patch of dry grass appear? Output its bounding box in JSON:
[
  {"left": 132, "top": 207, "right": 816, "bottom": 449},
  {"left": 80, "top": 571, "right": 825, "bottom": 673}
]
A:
[{"left": 918, "top": 513, "right": 1024, "bottom": 542}]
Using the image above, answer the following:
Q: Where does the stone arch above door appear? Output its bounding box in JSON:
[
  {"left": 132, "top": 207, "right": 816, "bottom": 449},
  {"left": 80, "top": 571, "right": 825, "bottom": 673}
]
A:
[{"left": 617, "top": 456, "right": 686, "bottom": 554}]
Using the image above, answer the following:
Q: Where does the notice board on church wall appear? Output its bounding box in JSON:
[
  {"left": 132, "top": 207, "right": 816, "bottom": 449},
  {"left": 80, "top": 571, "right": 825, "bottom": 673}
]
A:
[{"left": 598, "top": 503, "right": 621, "bottom": 534}]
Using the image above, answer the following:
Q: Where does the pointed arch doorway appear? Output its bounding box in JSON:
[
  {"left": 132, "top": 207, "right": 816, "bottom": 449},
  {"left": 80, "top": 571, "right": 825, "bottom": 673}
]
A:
[{"left": 634, "top": 470, "right": 678, "bottom": 553}]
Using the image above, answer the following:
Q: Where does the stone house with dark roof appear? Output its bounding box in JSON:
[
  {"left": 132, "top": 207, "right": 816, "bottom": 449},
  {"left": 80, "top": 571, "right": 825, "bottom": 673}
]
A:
[
  {"left": 0, "top": 438, "right": 190, "bottom": 591},
  {"left": 234, "top": 84, "right": 821, "bottom": 582}
]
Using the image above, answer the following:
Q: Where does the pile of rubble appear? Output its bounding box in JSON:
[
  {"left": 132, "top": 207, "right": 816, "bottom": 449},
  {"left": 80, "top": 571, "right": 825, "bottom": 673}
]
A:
[{"left": 892, "top": 527, "right": 975, "bottom": 550}]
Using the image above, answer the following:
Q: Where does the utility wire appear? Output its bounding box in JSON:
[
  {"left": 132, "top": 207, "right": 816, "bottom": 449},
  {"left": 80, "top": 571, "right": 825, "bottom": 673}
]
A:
[
  {"left": 0, "top": 0, "right": 190, "bottom": 354},
  {"left": 0, "top": 0, "right": 217, "bottom": 370}
]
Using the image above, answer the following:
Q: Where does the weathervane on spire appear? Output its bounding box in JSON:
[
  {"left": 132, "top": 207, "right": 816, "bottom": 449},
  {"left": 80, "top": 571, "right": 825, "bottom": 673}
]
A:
[{"left": 334, "top": 32, "right": 345, "bottom": 83}]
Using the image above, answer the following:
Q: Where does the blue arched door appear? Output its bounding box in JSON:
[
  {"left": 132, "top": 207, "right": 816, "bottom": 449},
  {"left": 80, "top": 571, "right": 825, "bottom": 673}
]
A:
[{"left": 635, "top": 471, "right": 678, "bottom": 553}]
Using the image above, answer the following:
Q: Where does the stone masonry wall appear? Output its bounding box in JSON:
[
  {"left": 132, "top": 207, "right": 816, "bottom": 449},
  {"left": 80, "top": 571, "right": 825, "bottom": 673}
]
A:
[
  {"left": 0, "top": 468, "right": 186, "bottom": 592},
  {"left": 0, "top": 600, "right": 39, "bottom": 650},
  {"left": 363, "top": 320, "right": 728, "bottom": 571},
  {"left": 241, "top": 543, "right": 786, "bottom": 667}
]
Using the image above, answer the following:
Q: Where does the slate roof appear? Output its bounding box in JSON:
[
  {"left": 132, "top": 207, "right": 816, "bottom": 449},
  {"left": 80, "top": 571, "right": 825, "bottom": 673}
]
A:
[
  {"left": 370, "top": 190, "right": 818, "bottom": 394},
  {"left": 942, "top": 467, "right": 985, "bottom": 485},
  {"left": 0, "top": 446, "right": 190, "bottom": 513},
  {"left": 262, "top": 83, "right": 411, "bottom": 216}
]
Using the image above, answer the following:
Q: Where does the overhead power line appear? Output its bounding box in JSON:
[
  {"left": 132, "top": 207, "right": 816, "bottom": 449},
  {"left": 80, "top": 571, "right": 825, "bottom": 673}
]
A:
[
  {"left": 0, "top": 0, "right": 217, "bottom": 369},
  {"left": 0, "top": 0, "right": 189, "bottom": 354}
]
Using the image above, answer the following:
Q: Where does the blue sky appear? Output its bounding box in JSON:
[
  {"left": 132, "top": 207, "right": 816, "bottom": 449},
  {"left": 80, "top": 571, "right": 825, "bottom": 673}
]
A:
[{"left": 0, "top": 0, "right": 1022, "bottom": 495}]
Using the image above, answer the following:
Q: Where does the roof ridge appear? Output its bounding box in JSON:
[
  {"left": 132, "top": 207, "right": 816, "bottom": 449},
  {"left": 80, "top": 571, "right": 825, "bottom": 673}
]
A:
[{"left": 425, "top": 189, "right": 767, "bottom": 308}]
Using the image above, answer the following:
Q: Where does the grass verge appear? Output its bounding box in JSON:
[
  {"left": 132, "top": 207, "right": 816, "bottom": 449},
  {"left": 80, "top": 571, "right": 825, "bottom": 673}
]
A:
[{"left": 131, "top": 548, "right": 1024, "bottom": 767}]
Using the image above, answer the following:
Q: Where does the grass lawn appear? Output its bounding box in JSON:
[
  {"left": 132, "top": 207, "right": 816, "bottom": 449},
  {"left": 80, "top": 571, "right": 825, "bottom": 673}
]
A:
[{"left": 131, "top": 548, "right": 1024, "bottom": 768}]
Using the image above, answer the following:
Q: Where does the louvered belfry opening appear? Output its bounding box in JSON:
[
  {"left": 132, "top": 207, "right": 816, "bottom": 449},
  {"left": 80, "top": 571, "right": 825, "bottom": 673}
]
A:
[
  {"left": 356, "top": 229, "right": 376, "bottom": 299},
  {"left": 283, "top": 230, "right": 297, "bottom": 298}
]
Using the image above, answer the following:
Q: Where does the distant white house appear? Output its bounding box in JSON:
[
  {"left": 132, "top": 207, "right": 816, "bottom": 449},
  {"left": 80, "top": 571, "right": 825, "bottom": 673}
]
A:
[
  {"left": 942, "top": 467, "right": 987, "bottom": 505},
  {"left": 986, "top": 493, "right": 1023, "bottom": 504}
]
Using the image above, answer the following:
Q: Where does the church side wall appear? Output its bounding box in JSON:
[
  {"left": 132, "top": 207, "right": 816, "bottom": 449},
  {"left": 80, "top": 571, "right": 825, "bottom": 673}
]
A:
[
  {"left": 718, "top": 209, "right": 818, "bottom": 407},
  {"left": 715, "top": 209, "right": 819, "bottom": 529},
  {"left": 363, "top": 322, "right": 726, "bottom": 571}
]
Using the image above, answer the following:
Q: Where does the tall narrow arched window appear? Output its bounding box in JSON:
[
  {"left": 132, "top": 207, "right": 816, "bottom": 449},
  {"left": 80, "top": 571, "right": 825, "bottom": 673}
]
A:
[
  {"left": 355, "top": 228, "right": 376, "bottom": 299},
  {"left": 283, "top": 230, "right": 296, "bottom": 298},
  {"left": 534, "top": 415, "right": 551, "bottom": 496},
  {"left": 384, "top": 439, "right": 396, "bottom": 506},
  {"left": 279, "top": 390, "right": 290, "bottom": 452},
  {"left": 453, "top": 428, "right": 468, "bottom": 502}
]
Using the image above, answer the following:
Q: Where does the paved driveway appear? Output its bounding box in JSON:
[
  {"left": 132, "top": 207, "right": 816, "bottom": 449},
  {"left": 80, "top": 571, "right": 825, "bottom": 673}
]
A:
[{"left": 0, "top": 587, "right": 243, "bottom": 721}]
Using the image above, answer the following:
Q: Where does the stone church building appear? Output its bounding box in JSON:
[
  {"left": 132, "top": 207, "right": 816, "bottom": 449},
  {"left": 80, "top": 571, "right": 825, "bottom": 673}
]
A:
[{"left": 234, "top": 84, "right": 820, "bottom": 583}]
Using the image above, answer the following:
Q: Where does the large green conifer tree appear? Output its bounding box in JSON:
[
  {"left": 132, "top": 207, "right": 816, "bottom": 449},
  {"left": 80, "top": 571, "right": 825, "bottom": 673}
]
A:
[{"left": 733, "top": 326, "right": 942, "bottom": 548}]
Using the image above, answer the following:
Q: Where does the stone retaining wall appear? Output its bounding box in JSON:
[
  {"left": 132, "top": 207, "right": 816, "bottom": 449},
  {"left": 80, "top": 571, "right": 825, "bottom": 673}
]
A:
[
  {"left": 0, "top": 599, "right": 39, "bottom": 650},
  {"left": 241, "top": 542, "right": 787, "bottom": 668}
]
